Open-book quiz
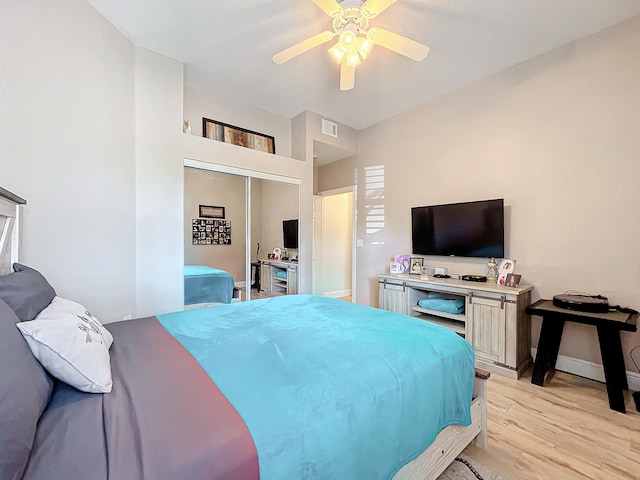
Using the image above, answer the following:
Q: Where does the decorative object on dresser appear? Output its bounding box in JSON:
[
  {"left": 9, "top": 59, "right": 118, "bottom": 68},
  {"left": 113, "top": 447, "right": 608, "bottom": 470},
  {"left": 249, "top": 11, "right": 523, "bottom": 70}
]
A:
[
  {"left": 409, "top": 257, "right": 423, "bottom": 274},
  {"left": 203, "top": 117, "right": 275, "bottom": 154},
  {"left": 496, "top": 259, "right": 515, "bottom": 285},
  {"left": 183, "top": 120, "right": 191, "bottom": 134},
  {"left": 486, "top": 257, "right": 498, "bottom": 283},
  {"left": 389, "top": 261, "right": 402, "bottom": 274},
  {"left": 393, "top": 254, "right": 411, "bottom": 274},
  {"left": 505, "top": 273, "right": 521, "bottom": 288},
  {"left": 378, "top": 273, "right": 533, "bottom": 379}
]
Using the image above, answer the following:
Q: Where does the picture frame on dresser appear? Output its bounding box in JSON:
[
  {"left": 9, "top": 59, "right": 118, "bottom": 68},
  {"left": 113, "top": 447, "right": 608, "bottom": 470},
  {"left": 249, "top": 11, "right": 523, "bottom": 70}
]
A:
[
  {"left": 409, "top": 257, "right": 423, "bottom": 274},
  {"left": 505, "top": 273, "right": 521, "bottom": 287}
]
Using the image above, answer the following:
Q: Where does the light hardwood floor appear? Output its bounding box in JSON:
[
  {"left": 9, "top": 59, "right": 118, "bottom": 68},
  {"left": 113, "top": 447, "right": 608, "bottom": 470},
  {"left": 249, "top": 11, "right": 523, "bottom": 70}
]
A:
[{"left": 463, "top": 369, "right": 640, "bottom": 479}]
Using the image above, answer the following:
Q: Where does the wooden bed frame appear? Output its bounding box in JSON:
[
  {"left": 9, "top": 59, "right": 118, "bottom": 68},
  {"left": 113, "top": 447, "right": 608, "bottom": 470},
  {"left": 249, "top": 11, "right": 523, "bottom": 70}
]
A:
[
  {"left": 0, "top": 187, "right": 26, "bottom": 275},
  {"left": 0, "top": 185, "right": 488, "bottom": 479},
  {"left": 395, "top": 368, "right": 489, "bottom": 479}
]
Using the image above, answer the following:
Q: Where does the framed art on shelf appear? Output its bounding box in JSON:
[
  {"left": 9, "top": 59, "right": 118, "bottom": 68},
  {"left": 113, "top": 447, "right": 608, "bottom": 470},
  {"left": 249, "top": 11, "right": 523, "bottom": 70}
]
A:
[
  {"left": 203, "top": 118, "right": 275, "bottom": 154},
  {"left": 199, "top": 205, "right": 225, "bottom": 219}
]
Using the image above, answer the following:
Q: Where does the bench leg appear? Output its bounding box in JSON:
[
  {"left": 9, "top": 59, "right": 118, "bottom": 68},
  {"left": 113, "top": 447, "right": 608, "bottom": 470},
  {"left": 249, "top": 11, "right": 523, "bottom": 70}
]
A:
[
  {"left": 596, "top": 325, "right": 627, "bottom": 413},
  {"left": 531, "top": 318, "right": 565, "bottom": 386}
]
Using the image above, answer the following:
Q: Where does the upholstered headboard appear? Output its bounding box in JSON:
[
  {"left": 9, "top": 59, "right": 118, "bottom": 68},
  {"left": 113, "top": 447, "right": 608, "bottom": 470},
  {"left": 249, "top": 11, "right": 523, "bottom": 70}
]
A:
[{"left": 0, "top": 187, "right": 26, "bottom": 275}]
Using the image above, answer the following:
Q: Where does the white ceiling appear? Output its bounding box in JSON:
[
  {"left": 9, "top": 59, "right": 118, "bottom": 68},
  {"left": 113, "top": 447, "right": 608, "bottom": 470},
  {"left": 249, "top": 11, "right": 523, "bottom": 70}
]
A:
[{"left": 87, "top": 0, "right": 640, "bottom": 130}]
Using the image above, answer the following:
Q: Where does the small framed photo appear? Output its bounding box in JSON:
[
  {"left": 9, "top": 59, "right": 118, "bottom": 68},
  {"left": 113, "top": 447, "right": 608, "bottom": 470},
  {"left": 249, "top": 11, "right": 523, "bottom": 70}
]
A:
[
  {"left": 410, "top": 257, "right": 424, "bottom": 275},
  {"left": 497, "top": 259, "right": 516, "bottom": 285},
  {"left": 390, "top": 262, "right": 402, "bottom": 274},
  {"left": 199, "top": 205, "right": 225, "bottom": 219},
  {"left": 394, "top": 254, "right": 411, "bottom": 274},
  {"left": 505, "top": 273, "right": 521, "bottom": 288}
]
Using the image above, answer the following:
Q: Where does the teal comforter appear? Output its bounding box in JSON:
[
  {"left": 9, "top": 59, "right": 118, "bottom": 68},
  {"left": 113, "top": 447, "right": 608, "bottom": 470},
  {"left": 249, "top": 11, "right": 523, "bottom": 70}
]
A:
[{"left": 158, "top": 295, "right": 474, "bottom": 480}]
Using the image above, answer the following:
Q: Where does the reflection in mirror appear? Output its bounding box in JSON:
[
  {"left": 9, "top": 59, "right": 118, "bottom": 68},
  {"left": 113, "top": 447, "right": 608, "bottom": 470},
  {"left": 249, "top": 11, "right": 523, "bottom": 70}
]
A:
[
  {"left": 183, "top": 167, "right": 247, "bottom": 308},
  {"left": 249, "top": 178, "right": 299, "bottom": 300}
]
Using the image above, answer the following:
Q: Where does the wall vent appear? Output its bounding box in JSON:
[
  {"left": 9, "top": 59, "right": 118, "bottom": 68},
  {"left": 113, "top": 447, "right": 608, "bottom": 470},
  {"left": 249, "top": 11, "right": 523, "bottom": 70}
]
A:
[{"left": 321, "top": 119, "right": 338, "bottom": 138}]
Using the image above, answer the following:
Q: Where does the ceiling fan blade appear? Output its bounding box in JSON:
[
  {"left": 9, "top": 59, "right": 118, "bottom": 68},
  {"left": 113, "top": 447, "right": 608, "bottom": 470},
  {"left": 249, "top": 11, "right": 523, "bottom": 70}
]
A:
[
  {"left": 311, "top": 0, "right": 343, "bottom": 17},
  {"left": 361, "top": 0, "right": 398, "bottom": 18},
  {"left": 368, "top": 27, "right": 430, "bottom": 61},
  {"left": 340, "top": 58, "right": 355, "bottom": 91},
  {"left": 273, "top": 31, "right": 335, "bottom": 64}
]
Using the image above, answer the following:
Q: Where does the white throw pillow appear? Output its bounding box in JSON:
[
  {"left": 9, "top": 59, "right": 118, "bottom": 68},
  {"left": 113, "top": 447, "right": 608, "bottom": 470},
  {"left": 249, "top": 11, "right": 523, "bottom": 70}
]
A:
[
  {"left": 35, "top": 297, "right": 113, "bottom": 348},
  {"left": 17, "top": 297, "right": 113, "bottom": 393}
]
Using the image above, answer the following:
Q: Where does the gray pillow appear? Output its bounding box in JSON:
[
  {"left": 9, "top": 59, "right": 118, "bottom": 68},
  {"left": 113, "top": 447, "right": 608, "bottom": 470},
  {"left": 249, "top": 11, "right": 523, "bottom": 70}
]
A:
[
  {"left": 0, "top": 299, "right": 53, "bottom": 480},
  {"left": 0, "top": 263, "right": 56, "bottom": 321}
]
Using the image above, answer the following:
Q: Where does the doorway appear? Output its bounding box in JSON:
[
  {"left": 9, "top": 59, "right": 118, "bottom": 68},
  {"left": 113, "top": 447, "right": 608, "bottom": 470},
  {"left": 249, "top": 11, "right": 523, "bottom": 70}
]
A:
[{"left": 313, "top": 187, "right": 356, "bottom": 302}]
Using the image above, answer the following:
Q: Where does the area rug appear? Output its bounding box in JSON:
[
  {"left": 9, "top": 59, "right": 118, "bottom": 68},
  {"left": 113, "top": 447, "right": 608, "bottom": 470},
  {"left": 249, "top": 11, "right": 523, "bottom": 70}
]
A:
[{"left": 438, "top": 454, "right": 507, "bottom": 480}]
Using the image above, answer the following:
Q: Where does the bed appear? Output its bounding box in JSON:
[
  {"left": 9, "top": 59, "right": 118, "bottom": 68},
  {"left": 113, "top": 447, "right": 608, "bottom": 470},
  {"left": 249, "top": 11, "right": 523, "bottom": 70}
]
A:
[
  {"left": 0, "top": 188, "right": 488, "bottom": 480},
  {"left": 184, "top": 264, "right": 235, "bottom": 304}
]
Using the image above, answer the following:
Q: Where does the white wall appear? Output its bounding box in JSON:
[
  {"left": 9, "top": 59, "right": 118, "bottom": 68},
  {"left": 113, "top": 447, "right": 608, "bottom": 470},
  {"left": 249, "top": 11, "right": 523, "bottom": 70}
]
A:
[
  {"left": 184, "top": 169, "right": 247, "bottom": 282},
  {"left": 134, "top": 47, "right": 185, "bottom": 317},
  {"left": 318, "top": 16, "right": 640, "bottom": 370},
  {"left": 0, "top": 0, "right": 136, "bottom": 321}
]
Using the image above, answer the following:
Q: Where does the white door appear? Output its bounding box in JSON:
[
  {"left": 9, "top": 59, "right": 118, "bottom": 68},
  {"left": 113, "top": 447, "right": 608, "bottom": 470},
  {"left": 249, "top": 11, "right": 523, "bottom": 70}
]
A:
[
  {"left": 312, "top": 195, "right": 323, "bottom": 295},
  {"left": 313, "top": 190, "right": 355, "bottom": 300}
]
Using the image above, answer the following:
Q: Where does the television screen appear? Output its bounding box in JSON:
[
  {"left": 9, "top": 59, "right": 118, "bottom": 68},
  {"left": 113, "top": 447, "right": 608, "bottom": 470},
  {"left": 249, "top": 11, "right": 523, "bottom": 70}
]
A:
[
  {"left": 411, "top": 199, "right": 504, "bottom": 258},
  {"left": 283, "top": 219, "right": 298, "bottom": 249}
]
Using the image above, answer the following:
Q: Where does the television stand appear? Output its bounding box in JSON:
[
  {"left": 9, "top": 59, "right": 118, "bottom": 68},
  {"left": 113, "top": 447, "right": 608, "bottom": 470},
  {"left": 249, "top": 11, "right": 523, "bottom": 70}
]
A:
[{"left": 378, "top": 274, "right": 533, "bottom": 379}]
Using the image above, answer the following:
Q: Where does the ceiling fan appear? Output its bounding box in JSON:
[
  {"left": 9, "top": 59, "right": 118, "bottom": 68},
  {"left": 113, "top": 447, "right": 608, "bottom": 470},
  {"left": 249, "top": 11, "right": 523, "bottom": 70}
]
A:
[{"left": 273, "top": 0, "right": 430, "bottom": 91}]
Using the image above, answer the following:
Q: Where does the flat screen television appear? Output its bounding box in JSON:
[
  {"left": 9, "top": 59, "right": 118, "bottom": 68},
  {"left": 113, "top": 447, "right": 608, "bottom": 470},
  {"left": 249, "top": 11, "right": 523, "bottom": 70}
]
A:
[
  {"left": 283, "top": 219, "right": 298, "bottom": 249},
  {"left": 411, "top": 199, "right": 504, "bottom": 258}
]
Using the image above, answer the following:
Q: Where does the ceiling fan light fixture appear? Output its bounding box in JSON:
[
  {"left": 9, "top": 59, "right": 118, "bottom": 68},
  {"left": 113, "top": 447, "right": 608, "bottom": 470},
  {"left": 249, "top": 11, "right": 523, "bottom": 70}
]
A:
[
  {"left": 338, "top": 27, "right": 357, "bottom": 49},
  {"left": 356, "top": 35, "right": 373, "bottom": 59},
  {"left": 329, "top": 43, "right": 347, "bottom": 63},
  {"left": 273, "top": 0, "right": 429, "bottom": 90},
  {"left": 345, "top": 48, "right": 362, "bottom": 67}
]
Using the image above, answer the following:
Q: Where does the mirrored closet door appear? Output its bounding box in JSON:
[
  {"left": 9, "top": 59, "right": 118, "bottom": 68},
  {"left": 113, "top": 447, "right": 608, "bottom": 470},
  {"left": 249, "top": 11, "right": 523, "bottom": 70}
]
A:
[
  {"left": 183, "top": 162, "right": 300, "bottom": 305},
  {"left": 250, "top": 178, "right": 300, "bottom": 300},
  {"left": 183, "top": 167, "right": 247, "bottom": 306}
]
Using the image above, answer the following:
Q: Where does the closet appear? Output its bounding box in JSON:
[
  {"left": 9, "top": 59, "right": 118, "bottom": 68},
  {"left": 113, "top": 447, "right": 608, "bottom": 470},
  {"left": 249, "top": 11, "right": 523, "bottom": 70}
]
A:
[{"left": 183, "top": 161, "right": 300, "bottom": 302}]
